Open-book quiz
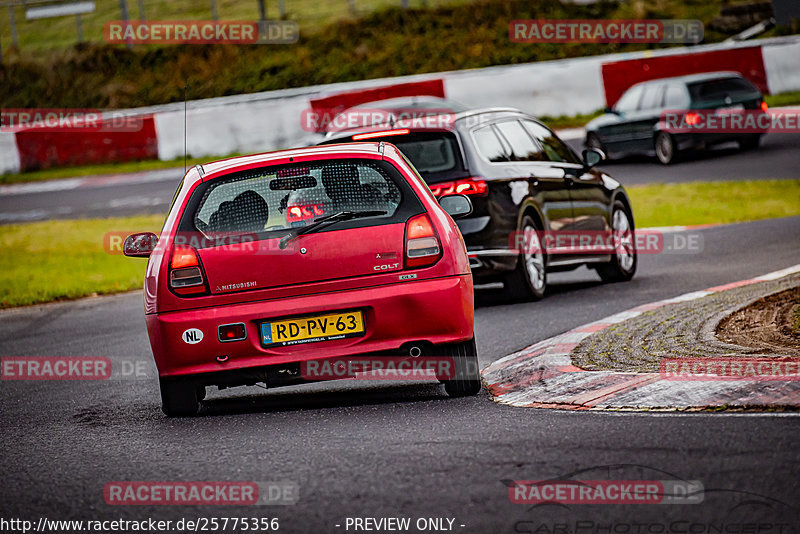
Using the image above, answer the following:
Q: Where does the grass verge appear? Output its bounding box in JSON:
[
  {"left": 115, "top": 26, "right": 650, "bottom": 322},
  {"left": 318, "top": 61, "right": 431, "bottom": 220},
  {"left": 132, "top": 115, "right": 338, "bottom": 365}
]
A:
[
  {"left": 1, "top": 180, "right": 798, "bottom": 308},
  {"left": 539, "top": 109, "right": 604, "bottom": 130},
  {"left": 0, "top": 0, "right": 473, "bottom": 53},
  {"left": 765, "top": 91, "right": 800, "bottom": 108},
  {"left": 0, "top": 215, "right": 162, "bottom": 308},
  {"left": 0, "top": 0, "right": 756, "bottom": 109},
  {"left": 627, "top": 179, "right": 800, "bottom": 228}
]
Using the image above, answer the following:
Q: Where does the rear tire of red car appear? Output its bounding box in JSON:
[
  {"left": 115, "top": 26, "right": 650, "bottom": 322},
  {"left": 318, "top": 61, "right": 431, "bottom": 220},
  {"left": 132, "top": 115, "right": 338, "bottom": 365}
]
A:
[
  {"left": 160, "top": 378, "right": 200, "bottom": 417},
  {"left": 442, "top": 338, "right": 482, "bottom": 397},
  {"left": 655, "top": 132, "right": 678, "bottom": 165},
  {"left": 595, "top": 201, "right": 637, "bottom": 283},
  {"left": 737, "top": 134, "right": 761, "bottom": 151},
  {"left": 503, "top": 215, "right": 547, "bottom": 301}
]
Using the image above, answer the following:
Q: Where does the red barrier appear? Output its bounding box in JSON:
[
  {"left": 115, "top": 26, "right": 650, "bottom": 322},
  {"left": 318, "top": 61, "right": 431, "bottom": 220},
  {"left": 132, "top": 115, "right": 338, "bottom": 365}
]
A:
[
  {"left": 15, "top": 116, "right": 158, "bottom": 171},
  {"left": 601, "top": 47, "right": 767, "bottom": 107}
]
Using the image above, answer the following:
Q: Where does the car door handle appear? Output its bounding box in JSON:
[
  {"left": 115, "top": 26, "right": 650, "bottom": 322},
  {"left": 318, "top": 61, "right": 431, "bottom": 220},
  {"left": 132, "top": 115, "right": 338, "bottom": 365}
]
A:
[{"left": 528, "top": 174, "right": 539, "bottom": 187}]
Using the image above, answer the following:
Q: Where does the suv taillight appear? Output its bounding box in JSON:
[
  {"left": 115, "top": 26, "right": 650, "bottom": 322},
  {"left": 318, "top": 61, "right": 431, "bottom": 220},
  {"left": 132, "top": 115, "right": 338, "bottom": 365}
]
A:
[
  {"left": 429, "top": 177, "right": 487, "bottom": 198},
  {"left": 405, "top": 214, "right": 442, "bottom": 268},
  {"left": 169, "top": 245, "right": 207, "bottom": 295}
]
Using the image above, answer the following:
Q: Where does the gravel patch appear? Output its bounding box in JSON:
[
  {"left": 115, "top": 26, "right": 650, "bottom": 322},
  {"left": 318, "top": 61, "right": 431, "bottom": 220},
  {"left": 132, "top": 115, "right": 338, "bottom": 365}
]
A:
[{"left": 571, "top": 273, "right": 800, "bottom": 373}]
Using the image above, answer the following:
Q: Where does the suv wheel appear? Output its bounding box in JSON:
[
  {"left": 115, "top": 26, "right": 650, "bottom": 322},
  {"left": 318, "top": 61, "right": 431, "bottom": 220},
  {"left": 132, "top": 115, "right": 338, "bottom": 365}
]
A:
[
  {"left": 655, "top": 132, "right": 677, "bottom": 165},
  {"left": 503, "top": 215, "right": 546, "bottom": 301},
  {"left": 441, "top": 338, "right": 482, "bottom": 397},
  {"left": 160, "top": 378, "right": 200, "bottom": 416},
  {"left": 595, "top": 201, "right": 637, "bottom": 283}
]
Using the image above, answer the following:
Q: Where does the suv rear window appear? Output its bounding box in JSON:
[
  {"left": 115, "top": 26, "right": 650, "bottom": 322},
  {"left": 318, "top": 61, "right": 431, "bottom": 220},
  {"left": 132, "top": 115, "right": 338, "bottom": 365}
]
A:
[
  {"left": 322, "top": 131, "right": 470, "bottom": 184},
  {"left": 390, "top": 132, "right": 461, "bottom": 174},
  {"left": 190, "top": 159, "right": 405, "bottom": 238},
  {"left": 689, "top": 77, "right": 760, "bottom": 100}
]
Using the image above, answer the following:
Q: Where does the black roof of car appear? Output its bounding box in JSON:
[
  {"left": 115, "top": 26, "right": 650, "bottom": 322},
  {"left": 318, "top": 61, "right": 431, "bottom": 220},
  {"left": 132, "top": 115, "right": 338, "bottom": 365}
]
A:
[
  {"left": 633, "top": 71, "right": 748, "bottom": 86},
  {"left": 322, "top": 107, "right": 534, "bottom": 141}
]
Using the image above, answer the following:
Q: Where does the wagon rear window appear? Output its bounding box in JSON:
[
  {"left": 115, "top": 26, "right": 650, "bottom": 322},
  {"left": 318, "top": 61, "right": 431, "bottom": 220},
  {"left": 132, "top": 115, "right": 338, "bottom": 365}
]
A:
[{"left": 689, "top": 78, "right": 760, "bottom": 100}]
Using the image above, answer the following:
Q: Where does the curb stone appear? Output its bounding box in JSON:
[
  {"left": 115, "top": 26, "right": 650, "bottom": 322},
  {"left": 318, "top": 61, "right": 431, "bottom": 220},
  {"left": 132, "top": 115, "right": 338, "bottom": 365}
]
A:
[{"left": 481, "top": 264, "right": 800, "bottom": 410}]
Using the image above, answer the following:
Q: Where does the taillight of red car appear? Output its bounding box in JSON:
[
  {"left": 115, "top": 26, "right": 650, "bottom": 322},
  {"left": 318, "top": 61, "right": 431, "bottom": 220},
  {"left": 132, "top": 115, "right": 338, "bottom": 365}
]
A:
[
  {"left": 169, "top": 245, "right": 207, "bottom": 296},
  {"left": 428, "top": 177, "right": 487, "bottom": 198},
  {"left": 405, "top": 214, "right": 442, "bottom": 268}
]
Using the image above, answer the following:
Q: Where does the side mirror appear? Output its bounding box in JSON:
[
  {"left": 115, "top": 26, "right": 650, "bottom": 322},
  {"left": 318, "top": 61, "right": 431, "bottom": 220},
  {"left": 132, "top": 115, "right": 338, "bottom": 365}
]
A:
[
  {"left": 581, "top": 148, "right": 606, "bottom": 169},
  {"left": 439, "top": 194, "right": 473, "bottom": 219},
  {"left": 123, "top": 232, "right": 159, "bottom": 258}
]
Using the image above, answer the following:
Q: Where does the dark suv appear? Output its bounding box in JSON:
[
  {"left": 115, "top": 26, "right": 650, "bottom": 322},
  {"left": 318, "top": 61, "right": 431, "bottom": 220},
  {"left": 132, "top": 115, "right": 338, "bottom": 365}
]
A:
[
  {"left": 585, "top": 71, "right": 768, "bottom": 164},
  {"left": 320, "top": 108, "right": 636, "bottom": 300}
]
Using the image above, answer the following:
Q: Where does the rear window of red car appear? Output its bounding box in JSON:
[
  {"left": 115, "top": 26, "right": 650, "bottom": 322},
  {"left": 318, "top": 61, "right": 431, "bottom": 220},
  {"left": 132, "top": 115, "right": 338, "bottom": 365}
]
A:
[{"left": 178, "top": 158, "right": 424, "bottom": 243}]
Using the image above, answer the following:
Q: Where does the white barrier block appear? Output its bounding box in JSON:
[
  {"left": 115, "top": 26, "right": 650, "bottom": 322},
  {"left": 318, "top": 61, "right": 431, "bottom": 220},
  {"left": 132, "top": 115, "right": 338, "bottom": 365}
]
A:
[
  {"left": 444, "top": 56, "right": 606, "bottom": 117},
  {"left": 154, "top": 97, "right": 313, "bottom": 162},
  {"left": 762, "top": 41, "right": 800, "bottom": 94},
  {"left": 0, "top": 133, "right": 21, "bottom": 174}
]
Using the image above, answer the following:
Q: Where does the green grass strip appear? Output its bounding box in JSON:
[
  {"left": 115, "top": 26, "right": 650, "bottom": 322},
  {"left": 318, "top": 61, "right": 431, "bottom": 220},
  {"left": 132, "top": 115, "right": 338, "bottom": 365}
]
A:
[{"left": 1, "top": 180, "right": 798, "bottom": 308}]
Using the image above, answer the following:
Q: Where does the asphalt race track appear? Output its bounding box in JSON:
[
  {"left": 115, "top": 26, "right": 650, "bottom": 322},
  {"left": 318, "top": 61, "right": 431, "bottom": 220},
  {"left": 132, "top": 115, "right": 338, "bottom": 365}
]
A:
[
  {"left": 2, "top": 215, "right": 800, "bottom": 531},
  {"left": 1, "top": 132, "right": 798, "bottom": 224},
  {"left": 2, "top": 128, "right": 800, "bottom": 531}
]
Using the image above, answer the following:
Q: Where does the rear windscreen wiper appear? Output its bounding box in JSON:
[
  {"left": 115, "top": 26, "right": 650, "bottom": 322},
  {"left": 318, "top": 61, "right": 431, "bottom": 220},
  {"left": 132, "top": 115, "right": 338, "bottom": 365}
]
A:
[{"left": 279, "top": 210, "right": 387, "bottom": 249}]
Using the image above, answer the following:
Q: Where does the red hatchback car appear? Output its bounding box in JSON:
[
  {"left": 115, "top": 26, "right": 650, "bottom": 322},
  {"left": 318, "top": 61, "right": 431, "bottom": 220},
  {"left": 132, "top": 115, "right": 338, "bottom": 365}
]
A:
[{"left": 124, "top": 143, "right": 480, "bottom": 416}]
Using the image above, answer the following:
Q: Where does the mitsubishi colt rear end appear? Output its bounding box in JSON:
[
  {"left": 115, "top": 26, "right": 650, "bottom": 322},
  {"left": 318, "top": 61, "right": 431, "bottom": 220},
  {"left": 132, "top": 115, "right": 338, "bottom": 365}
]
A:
[{"left": 124, "top": 143, "right": 478, "bottom": 416}]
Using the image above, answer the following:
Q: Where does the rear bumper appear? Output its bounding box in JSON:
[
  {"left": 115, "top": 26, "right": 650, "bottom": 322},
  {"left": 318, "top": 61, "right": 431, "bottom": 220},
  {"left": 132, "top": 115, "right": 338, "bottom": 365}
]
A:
[
  {"left": 147, "top": 274, "right": 474, "bottom": 379},
  {"left": 674, "top": 131, "right": 763, "bottom": 151}
]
